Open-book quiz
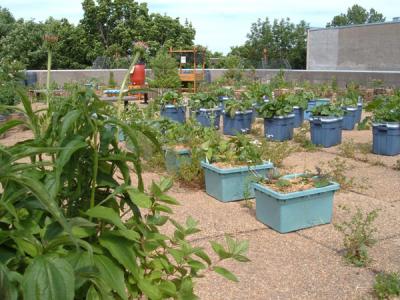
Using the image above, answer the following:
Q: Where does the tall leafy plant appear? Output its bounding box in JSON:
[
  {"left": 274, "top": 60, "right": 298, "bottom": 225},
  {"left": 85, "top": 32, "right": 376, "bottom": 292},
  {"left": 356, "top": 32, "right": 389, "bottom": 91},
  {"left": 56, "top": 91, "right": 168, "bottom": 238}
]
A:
[{"left": 0, "top": 87, "right": 249, "bottom": 299}]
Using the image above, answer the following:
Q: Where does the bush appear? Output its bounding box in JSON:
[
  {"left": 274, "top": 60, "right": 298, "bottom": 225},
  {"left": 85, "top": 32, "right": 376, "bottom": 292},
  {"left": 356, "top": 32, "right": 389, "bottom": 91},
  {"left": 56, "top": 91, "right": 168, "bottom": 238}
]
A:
[
  {"left": 374, "top": 272, "right": 400, "bottom": 299},
  {"left": 335, "top": 206, "right": 378, "bottom": 267}
]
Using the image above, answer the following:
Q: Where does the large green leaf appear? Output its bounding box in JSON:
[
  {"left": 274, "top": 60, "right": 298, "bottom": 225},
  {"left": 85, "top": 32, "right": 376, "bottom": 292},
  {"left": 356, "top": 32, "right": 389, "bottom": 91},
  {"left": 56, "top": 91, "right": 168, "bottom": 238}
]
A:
[
  {"left": 99, "top": 232, "right": 139, "bottom": 278},
  {"left": 213, "top": 266, "right": 238, "bottom": 282},
  {"left": 0, "top": 263, "right": 18, "bottom": 300},
  {"left": 59, "top": 110, "right": 81, "bottom": 138},
  {"left": 94, "top": 255, "right": 127, "bottom": 300},
  {"left": 86, "top": 206, "right": 126, "bottom": 230},
  {"left": 126, "top": 188, "right": 152, "bottom": 208},
  {"left": 137, "top": 278, "right": 162, "bottom": 300},
  {"left": 22, "top": 255, "right": 75, "bottom": 300},
  {"left": 0, "top": 119, "right": 26, "bottom": 136}
]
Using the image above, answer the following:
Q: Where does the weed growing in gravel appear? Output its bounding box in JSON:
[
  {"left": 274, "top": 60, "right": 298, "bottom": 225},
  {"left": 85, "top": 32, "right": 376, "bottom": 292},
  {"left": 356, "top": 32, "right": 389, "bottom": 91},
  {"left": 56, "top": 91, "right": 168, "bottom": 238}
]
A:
[
  {"left": 335, "top": 206, "right": 378, "bottom": 267},
  {"left": 319, "top": 157, "right": 355, "bottom": 191},
  {"left": 339, "top": 139, "right": 357, "bottom": 159},
  {"left": 374, "top": 272, "right": 400, "bottom": 299},
  {"left": 394, "top": 160, "right": 400, "bottom": 171},
  {"left": 260, "top": 140, "right": 297, "bottom": 167},
  {"left": 357, "top": 117, "right": 371, "bottom": 130},
  {"left": 293, "top": 123, "right": 319, "bottom": 152}
]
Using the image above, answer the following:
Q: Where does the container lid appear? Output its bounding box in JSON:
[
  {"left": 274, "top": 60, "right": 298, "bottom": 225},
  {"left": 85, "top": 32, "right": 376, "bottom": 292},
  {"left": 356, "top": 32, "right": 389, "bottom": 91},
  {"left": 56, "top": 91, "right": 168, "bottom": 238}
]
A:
[
  {"left": 343, "top": 106, "right": 358, "bottom": 111},
  {"left": 372, "top": 122, "right": 400, "bottom": 128},
  {"left": 199, "top": 107, "right": 221, "bottom": 112},
  {"left": 271, "top": 113, "right": 295, "bottom": 119},
  {"left": 310, "top": 116, "right": 343, "bottom": 123}
]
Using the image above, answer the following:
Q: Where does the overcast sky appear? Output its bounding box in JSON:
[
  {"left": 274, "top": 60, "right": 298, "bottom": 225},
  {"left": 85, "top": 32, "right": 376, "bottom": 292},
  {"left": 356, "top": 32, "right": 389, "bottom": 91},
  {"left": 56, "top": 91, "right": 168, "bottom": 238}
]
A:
[{"left": 2, "top": 0, "right": 399, "bottom": 53}]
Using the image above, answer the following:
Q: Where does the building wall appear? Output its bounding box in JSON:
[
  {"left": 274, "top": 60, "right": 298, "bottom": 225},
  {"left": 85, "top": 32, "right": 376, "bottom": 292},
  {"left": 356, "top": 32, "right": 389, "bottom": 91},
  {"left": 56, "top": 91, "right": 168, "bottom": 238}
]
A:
[
  {"left": 28, "top": 68, "right": 400, "bottom": 88},
  {"left": 307, "top": 22, "right": 400, "bottom": 71}
]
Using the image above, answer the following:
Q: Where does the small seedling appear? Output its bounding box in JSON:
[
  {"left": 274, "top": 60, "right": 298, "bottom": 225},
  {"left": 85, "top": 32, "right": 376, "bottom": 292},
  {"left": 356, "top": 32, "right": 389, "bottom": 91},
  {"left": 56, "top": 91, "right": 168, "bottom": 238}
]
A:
[
  {"left": 374, "top": 272, "right": 400, "bottom": 299},
  {"left": 293, "top": 123, "right": 319, "bottom": 152},
  {"left": 334, "top": 206, "right": 379, "bottom": 267},
  {"left": 339, "top": 139, "right": 357, "bottom": 159}
]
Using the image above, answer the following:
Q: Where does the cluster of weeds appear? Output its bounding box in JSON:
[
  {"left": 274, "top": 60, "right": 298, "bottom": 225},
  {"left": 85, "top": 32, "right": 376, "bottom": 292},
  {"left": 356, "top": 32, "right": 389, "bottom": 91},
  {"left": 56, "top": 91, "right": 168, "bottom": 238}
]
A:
[
  {"left": 319, "top": 157, "right": 355, "bottom": 191},
  {"left": 293, "top": 123, "right": 319, "bottom": 152},
  {"left": 174, "top": 149, "right": 205, "bottom": 189},
  {"left": 338, "top": 139, "right": 357, "bottom": 159},
  {"left": 374, "top": 272, "right": 400, "bottom": 299},
  {"left": 260, "top": 140, "right": 297, "bottom": 167},
  {"left": 334, "top": 206, "right": 379, "bottom": 267},
  {"left": 393, "top": 160, "right": 400, "bottom": 171},
  {"left": 357, "top": 117, "right": 371, "bottom": 130}
]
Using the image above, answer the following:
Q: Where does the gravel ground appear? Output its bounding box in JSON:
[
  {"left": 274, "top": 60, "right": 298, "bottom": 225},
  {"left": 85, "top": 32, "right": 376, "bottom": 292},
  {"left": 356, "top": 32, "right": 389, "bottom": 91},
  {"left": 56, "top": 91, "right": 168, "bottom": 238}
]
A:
[{"left": 1, "top": 122, "right": 399, "bottom": 299}]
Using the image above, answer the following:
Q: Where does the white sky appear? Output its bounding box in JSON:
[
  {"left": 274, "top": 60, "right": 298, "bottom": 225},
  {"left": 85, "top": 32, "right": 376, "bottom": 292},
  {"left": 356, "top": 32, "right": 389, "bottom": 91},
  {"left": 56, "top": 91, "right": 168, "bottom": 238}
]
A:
[{"left": 2, "top": 0, "right": 399, "bottom": 53}]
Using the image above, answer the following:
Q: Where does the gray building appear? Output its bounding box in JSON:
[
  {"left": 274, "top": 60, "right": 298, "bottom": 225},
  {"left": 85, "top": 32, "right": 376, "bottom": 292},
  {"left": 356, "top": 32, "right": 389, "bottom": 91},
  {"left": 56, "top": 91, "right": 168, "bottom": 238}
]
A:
[{"left": 307, "top": 20, "right": 400, "bottom": 71}]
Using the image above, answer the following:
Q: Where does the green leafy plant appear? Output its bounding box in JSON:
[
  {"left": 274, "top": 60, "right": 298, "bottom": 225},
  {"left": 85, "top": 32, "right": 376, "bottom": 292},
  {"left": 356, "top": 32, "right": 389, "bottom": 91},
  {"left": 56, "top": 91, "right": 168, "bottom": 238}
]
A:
[
  {"left": 311, "top": 103, "right": 344, "bottom": 117},
  {"left": 334, "top": 206, "right": 378, "bottom": 267},
  {"left": 256, "top": 96, "right": 293, "bottom": 119},
  {"left": 149, "top": 50, "right": 181, "bottom": 90},
  {"left": 0, "top": 87, "right": 249, "bottom": 299},
  {"left": 189, "top": 93, "right": 219, "bottom": 110},
  {"left": 357, "top": 116, "right": 371, "bottom": 130},
  {"left": 374, "top": 272, "right": 400, "bottom": 299},
  {"left": 246, "top": 83, "right": 272, "bottom": 103},
  {"left": 160, "top": 90, "right": 184, "bottom": 107},
  {"left": 108, "top": 71, "right": 117, "bottom": 87},
  {"left": 203, "top": 134, "right": 263, "bottom": 166},
  {"left": 365, "top": 95, "right": 400, "bottom": 122},
  {"left": 287, "top": 91, "right": 314, "bottom": 110},
  {"left": 224, "top": 99, "right": 253, "bottom": 118},
  {"left": 0, "top": 58, "right": 25, "bottom": 112},
  {"left": 213, "top": 87, "right": 234, "bottom": 98},
  {"left": 293, "top": 123, "right": 319, "bottom": 151}
]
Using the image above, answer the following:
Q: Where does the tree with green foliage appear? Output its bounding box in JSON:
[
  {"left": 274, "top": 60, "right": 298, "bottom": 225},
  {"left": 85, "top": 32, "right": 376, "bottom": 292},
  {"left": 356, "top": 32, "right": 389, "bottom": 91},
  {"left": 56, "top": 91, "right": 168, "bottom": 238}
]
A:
[
  {"left": 230, "top": 18, "right": 308, "bottom": 69},
  {"left": 149, "top": 49, "right": 181, "bottom": 89},
  {"left": 326, "top": 4, "right": 385, "bottom": 27}
]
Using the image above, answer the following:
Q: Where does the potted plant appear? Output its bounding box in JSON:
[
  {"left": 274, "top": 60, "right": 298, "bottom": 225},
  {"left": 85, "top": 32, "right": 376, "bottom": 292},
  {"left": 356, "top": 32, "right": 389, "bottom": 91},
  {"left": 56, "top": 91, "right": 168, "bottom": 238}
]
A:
[
  {"left": 213, "top": 87, "right": 234, "bottom": 109},
  {"left": 366, "top": 96, "right": 400, "bottom": 156},
  {"left": 287, "top": 92, "right": 309, "bottom": 128},
  {"left": 309, "top": 103, "right": 344, "bottom": 147},
  {"left": 189, "top": 93, "right": 221, "bottom": 129},
  {"left": 201, "top": 135, "right": 274, "bottom": 202},
  {"left": 160, "top": 91, "right": 186, "bottom": 123},
  {"left": 338, "top": 95, "right": 358, "bottom": 130},
  {"left": 253, "top": 169, "right": 340, "bottom": 233},
  {"left": 256, "top": 96, "right": 295, "bottom": 141},
  {"left": 223, "top": 99, "right": 253, "bottom": 136},
  {"left": 301, "top": 91, "right": 318, "bottom": 120}
]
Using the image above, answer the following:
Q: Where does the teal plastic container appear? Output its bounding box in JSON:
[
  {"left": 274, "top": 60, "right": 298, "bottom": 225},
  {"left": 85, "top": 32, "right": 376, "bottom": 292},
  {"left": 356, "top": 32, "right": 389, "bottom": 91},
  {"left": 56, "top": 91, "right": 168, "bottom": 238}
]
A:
[
  {"left": 253, "top": 174, "right": 340, "bottom": 233},
  {"left": 164, "top": 148, "right": 191, "bottom": 173},
  {"left": 201, "top": 161, "right": 274, "bottom": 202}
]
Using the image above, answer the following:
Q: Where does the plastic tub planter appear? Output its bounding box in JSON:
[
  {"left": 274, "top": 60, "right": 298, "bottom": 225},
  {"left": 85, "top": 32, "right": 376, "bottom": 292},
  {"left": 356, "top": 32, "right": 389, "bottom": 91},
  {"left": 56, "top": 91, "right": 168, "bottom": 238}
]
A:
[
  {"left": 372, "top": 122, "right": 400, "bottom": 156},
  {"left": 164, "top": 148, "right": 191, "bottom": 173},
  {"left": 310, "top": 116, "right": 343, "bottom": 147},
  {"left": 195, "top": 108, "right": 221, "bottom": 129},
  {"left": 253, "top": 174, "right": 340, "bottom": 233},
  {"left": 304, "top": 99, "right": 330, "bottom": 120},
  {"left": 342, "top": 107, "right": 358, "bottom": 130},
  {"left": 264, "top": 114, "right": 295, "bottom": 141},
  {"left": 161, "top": 105, "right": 186, "bottom": 123},
  {"left": 201, "top": 161, "right": 274, "bottom": 202},
  {"left": 292, "top": 106, "right": 304, "bottom": 128},
  {"left": 223, "top": 110, "right": 253, "bottom": 136}
]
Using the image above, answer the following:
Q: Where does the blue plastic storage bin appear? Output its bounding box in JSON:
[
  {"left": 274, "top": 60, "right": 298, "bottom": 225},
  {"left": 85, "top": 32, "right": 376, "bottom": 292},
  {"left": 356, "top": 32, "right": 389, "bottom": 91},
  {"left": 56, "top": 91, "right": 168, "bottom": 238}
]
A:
[
  {"left": 315, "top": 98, "right": 330, "bottom": 106},
  {"left": 223, "top": 110, "right": 253, "bottom": 136},
  {"left": 253, "top": 174, "right": 340, "bottom": 233},
  {"left": 293, "top": 106, "right": 304, "bottom": 128},
  {"left": 164, "top": 148, "right": 191, "bottom": 173},
  {"left": 264, "top": 114, "right": 295, "bottom": 141},
  {"left": 372, "top": 123, "right": 400, "bottom": 156},
  {"left": 342, "top": 107, "right": 357, "bottom": 130},
  {"left": 161, "top": 105, "right": 186, "bottom": 123},
  {"left": 201, "top": 161, "right": 274, "bottom": 202},
  {"left": 310, "top": 117, "right": 343, "bottom": 147},
  {"left": 195, "top": 108, "right": 221, "bottom": 129}
]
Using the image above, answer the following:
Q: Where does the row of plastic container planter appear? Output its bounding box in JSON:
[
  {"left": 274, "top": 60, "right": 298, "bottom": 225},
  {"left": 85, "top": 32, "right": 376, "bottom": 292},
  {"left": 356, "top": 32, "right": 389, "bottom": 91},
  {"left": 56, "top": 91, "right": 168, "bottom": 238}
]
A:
[
  {"left": 161, "top": 105, "right": 301, "bottom": 141},
  {"left": 166, "top": 151, "right": 339, "bottom": 233}
]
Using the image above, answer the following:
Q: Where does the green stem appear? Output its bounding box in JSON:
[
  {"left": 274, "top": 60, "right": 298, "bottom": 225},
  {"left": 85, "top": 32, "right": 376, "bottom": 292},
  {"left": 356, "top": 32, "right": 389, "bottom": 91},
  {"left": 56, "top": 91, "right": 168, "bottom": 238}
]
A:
[
  {"left": 46, "top": 49, "right": 52, "bottom": 105},
  {"left": 90, "top": 128, "right": 99, "bottom": 210}
]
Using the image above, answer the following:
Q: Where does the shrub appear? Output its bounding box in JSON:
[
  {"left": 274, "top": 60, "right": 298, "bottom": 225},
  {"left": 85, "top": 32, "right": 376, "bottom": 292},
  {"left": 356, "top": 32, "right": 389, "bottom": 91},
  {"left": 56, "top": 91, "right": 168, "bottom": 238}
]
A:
[{"left": 335, "top": 206, "right": 378, "bottom": 267}]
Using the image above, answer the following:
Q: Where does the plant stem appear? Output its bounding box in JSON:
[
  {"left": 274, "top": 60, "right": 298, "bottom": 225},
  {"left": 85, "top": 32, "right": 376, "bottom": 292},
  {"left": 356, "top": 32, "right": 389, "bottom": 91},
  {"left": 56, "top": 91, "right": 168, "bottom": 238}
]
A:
[
  {"left": 46, "top": 49, "right": 52, "bottom": 105},
  {"left": 90, "top": 128, "right": 99, "bottom": 210}
]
